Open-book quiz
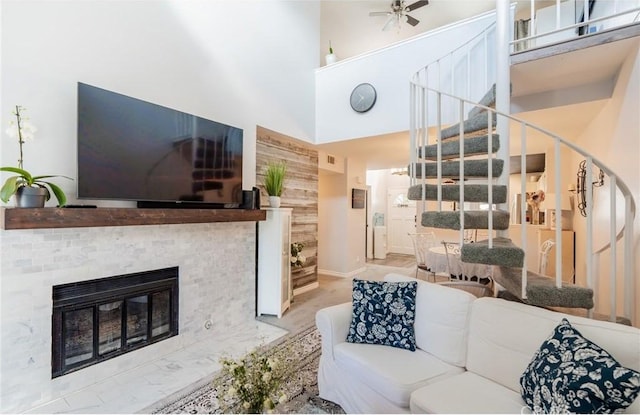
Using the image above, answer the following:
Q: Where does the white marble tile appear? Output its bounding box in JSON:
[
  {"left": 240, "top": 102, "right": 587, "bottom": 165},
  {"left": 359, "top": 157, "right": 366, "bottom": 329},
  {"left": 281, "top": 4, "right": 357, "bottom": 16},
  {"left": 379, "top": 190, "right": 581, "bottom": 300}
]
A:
[
  {"left": 2, "top": 222, "right": 265, "bottom": 413},
  {"left": 25, "top": 320, "right": 287, "bottom": 414}
]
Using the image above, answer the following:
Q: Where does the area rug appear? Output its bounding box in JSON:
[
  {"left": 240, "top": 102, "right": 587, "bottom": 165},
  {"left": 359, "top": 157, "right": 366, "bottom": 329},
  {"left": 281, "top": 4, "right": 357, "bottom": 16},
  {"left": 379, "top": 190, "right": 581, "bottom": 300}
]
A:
[{"left": 143, "top": 325, "right": 344, "bottom": 414}]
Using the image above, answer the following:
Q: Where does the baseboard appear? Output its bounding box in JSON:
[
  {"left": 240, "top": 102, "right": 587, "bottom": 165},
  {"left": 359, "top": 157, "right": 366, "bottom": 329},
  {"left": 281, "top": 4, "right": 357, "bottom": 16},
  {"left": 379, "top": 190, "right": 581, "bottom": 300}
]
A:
[
  {"left": 293, "top": 281, "right": 319, "bottom": 297},
  {"left": 318, "top": 267, "right": 367, "bottom": 279}
]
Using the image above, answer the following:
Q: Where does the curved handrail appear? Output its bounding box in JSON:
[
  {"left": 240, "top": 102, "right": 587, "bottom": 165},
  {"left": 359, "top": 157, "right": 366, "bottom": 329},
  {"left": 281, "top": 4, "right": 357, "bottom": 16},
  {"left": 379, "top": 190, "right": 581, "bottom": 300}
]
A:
[
  {"left": 511, "top": 8, "right": 640, "bottom": 50},
  {"left": 413, "top": 21, "right": 496, "bottom": 78},
  {"left": 412, "top": 85, "right": 637, "bottom": 241},
  {"left": 409, "top": 3, "right": 636, "bottom": 323},
  {"left": 410, "top": 22, "right": 497, "bottom": 102}
]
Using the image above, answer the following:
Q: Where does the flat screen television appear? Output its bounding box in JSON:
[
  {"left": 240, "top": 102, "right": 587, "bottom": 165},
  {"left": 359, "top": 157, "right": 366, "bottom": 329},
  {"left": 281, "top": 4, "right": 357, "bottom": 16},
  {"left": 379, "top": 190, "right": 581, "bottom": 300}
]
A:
[{"left": 77, "top": 82, "right": 243, "bottom": 208}]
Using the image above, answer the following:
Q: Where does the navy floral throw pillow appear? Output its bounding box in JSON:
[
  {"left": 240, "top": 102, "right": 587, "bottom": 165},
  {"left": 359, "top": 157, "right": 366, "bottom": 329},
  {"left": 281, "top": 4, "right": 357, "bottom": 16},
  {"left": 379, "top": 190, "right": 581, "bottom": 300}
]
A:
[
  {"left": 346, "top": 279, "right": 417, "bottom": 351},
  {"left": 520, "top": 318, "right": 640, "bottom": 414}
]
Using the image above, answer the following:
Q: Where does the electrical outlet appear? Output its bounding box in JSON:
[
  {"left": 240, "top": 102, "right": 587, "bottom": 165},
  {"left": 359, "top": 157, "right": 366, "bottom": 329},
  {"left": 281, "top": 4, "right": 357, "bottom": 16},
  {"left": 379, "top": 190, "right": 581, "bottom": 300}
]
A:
[{"left": 356, "top": 256, "right": 360, "bottom": 263}]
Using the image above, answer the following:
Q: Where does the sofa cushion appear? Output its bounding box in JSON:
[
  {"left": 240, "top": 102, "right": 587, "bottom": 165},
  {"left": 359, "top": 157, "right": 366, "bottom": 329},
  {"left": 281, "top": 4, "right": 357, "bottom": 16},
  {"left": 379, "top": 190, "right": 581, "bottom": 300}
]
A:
[
  {"left": 334, "top": 342, "right": 464, "bottom": 408},
  {"left": 466, "top": 297, "right": 640, "bottom": 405},
  {"left": 346, "top": 279, "right": 417, "bottom": 351},
  {"left": 520, "top": 318, "right": 640, "bottom": 414},
  {"left": 384, "top": 273, "right": 476, "bottom": 367},
  {"left": 410, "top": 371, "right": 528, "bottom": 414}
]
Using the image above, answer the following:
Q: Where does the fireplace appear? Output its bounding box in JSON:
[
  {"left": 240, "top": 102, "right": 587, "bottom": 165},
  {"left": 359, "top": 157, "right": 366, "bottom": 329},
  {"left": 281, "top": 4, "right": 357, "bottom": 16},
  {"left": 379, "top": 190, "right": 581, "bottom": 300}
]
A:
[{"left": 52, "top": 267, "right": 179, "bottom": 378}]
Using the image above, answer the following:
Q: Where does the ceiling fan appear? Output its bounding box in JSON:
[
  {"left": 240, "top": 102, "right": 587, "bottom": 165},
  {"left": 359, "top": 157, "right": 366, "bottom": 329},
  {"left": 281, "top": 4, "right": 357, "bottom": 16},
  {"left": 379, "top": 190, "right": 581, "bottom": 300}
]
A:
[{"left": 369, "top": 0, "right": 429, "bottom": 31}]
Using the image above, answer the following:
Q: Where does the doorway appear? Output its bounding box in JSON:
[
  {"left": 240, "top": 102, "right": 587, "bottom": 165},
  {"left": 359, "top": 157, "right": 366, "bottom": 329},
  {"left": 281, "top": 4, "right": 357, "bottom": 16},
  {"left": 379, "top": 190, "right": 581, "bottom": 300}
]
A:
[{"left": 387, "top": 187, "right": 416, "bottom": 255}]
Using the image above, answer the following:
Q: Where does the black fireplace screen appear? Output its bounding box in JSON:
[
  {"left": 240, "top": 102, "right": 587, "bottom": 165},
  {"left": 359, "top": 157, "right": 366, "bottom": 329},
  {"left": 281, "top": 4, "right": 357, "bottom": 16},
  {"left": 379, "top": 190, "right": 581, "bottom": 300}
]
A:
[{"left": 52, "top": 267, "right": 179, "bottom": 378}]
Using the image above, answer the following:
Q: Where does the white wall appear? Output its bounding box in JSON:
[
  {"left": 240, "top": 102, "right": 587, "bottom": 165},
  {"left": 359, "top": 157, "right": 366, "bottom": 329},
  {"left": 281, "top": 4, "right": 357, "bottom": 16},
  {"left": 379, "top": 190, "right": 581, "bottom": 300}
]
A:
[
  {"left": 346, "top": 158, "right": 368, "bottom": 271},
  {"left": 571, "top": 47, "right": 640, "bottom": 325},
  {"left": 315, "top": 10, "right": 497, "bottom": 143},
  {"left": 1, "top": 0, "right": 320, "bottom": 206},
  {"left": 317, "top": 157, "right": 367, "bottom": 276},
  {"left": 318, "top": 170, "right": 346, "bottom": 273}
]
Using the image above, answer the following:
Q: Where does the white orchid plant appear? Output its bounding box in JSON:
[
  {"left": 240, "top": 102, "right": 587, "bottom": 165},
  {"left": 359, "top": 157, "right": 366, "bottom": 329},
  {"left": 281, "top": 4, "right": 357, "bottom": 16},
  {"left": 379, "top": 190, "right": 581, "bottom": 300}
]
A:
[
  {"left": 290, "top": 242, "right": 306, "bottom": 267},
  {"left": 0, "top": 105, "right": 71, "bottom": 206},
  {"left": 215, "top": 347, "right": 290, "bottom": 413}
]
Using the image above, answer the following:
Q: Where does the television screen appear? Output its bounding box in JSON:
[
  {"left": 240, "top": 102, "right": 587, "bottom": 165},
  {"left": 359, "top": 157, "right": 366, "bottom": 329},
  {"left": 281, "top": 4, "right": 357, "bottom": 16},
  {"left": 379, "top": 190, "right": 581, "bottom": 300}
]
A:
[{"left": 77, "top": 82, "right": 243, "bottom": 207}]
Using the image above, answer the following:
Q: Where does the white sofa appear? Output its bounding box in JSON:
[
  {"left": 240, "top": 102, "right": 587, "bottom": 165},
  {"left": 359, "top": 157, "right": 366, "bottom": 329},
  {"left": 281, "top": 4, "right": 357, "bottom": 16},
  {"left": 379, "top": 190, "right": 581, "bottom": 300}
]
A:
[{"left": 315, "top": 273, "right": 640, "bottom": 413}]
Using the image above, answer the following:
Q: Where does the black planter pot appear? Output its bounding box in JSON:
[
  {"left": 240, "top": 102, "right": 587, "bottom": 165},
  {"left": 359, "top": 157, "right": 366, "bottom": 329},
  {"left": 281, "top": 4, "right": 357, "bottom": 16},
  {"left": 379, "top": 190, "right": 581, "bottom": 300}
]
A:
[{"left": 15, "top": 186, "right": 48, "bottom": 208}]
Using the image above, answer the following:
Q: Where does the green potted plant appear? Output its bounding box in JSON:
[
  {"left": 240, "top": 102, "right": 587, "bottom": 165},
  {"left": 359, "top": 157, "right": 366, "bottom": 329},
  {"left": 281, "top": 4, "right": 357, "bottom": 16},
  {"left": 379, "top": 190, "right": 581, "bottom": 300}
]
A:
[
  {"left": 1, "top": 106, "right": 71, "bottom": 207},
  {"left": 262, "top": 161, "right": 286, "bottom": 208},
  {"left": 325, "top": 40, "right": 337, "bottom": 65}
]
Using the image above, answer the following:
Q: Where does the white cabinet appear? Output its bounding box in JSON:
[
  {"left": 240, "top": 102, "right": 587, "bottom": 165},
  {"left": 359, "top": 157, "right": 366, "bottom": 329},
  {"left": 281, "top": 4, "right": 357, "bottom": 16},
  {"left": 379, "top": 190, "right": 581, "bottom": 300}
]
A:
[{"left": 257, "top": 208, "right": 292, "bottom": 318}]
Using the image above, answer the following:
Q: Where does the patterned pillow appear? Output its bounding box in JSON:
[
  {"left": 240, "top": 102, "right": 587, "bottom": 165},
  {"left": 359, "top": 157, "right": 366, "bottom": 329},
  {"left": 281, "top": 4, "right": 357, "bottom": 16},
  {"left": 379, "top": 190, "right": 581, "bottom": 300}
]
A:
[
  {"left": 346, "top": 279, "right": 417, "bottom": 351},
  {"left": 520, "top": 318, "right": 640, "bottom": 414}
]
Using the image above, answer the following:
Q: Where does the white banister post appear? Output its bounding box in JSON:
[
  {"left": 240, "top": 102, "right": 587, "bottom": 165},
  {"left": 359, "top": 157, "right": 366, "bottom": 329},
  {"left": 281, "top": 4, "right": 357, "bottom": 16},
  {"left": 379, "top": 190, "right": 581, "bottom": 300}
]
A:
[
  {"left": 496, "top": 0, "right": 511, "bottom": 238},
  {"left": 624, "top": 194, "right": 634, "bottom": 325},
  {"left": 520, "top": 123, "right": 528, "bottom": 299},
  {"left": 554, "top": 139, "right": 562, "bottom": 287},
  {"left": 530, "top": 0, "right": 536, "bottom": 40},
  {"left": 609, "top": 176, "right": 617, "bottom": 323}
]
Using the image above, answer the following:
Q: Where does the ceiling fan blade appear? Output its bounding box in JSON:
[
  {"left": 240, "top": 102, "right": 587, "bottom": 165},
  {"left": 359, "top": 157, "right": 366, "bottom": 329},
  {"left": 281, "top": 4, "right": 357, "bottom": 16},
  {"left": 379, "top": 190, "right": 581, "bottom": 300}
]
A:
[
  {"left": 405, "top": 0, "right": 429, "bottom": 12},
  {"left": 406, "top": 14, "right": 420, "bottom": 26},
  {"left": 382, "top": 14, "right": 397, "bottom": 31},
  {"left": 369, "top": 11, "right": 391, "bottom": 16}
]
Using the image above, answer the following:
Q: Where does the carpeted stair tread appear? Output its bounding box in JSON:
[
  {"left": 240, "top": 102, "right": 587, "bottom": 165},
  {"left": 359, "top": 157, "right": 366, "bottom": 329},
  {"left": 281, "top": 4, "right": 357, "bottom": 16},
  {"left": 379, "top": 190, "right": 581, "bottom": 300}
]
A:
[
  {"left": 495, "top": 295, "right": 629, "bottom": 325},
  {"left": 441, "top": 111, "right": 497, "bottom": 140},
  {"left": 417, "top": 134, "right": 499, "bottom": 160},
  {"left": 467, "top": 84, "right": 497, "bottom": 118},
  {"left": 492, "top": 267, "right": 594, "bottom": 309},
  {"left": 461, "top": 237, "right": 524, "bottom": 268},
  {"left": 421, "top": 210, "right": 510, "bottom": 230},
  {"left": 407, "top": 184, "right": 507, "bottom": 203},
  {"left": 411, "top": 159, "right": 504, "bottom": 179},
  {"left": 549, "top": 307, "right": 632, "bottom": 326}
]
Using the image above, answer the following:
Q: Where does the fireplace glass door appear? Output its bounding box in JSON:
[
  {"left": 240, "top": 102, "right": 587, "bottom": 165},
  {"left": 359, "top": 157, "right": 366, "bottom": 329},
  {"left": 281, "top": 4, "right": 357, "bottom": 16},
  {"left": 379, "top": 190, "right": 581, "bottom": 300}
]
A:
[
  {"left": 64, "top": 308, "right": 94, "bottom": 366},
  {"left": 53, "top": 267, "right": 179, "bottom": 378},
  {"left": 98, "top": 301, "right": 123, "bottom": 355}
]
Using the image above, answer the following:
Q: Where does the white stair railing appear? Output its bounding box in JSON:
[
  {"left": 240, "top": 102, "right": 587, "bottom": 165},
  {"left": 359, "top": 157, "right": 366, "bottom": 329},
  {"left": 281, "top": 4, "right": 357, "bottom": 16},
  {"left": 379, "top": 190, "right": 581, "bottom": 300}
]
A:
[
  {"left": 512, "top": 0, "right": 640, "bottom": 53},
  {"left": 411, "top": 83, "right": 636, "bottom": 323},
  {"left": 409, "top": 10, "right": 637, "bottom": 323},
  {"left": 410, "top": 22, "right": 497, "bottom": 248}
]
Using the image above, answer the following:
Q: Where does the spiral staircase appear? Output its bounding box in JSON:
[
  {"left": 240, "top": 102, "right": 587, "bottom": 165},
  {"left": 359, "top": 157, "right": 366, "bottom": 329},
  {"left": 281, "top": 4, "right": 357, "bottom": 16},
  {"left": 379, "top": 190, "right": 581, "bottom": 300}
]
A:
[{"left": 407, "top": 16, "right": 637, "bottom": 323}]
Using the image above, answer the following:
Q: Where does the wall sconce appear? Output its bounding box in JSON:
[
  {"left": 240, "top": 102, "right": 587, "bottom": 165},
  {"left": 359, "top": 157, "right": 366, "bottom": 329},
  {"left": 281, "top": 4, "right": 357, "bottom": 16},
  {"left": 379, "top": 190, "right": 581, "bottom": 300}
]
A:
[{"left": 569, "top": 159, "right": 604, "bottom": 217}]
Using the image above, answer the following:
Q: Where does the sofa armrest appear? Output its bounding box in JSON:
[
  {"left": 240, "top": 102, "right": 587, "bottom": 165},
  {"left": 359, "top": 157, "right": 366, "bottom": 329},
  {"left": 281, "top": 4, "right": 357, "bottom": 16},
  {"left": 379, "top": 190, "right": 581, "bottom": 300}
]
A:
[{"left": 315, "top": 302, "right": 353, "bottom": 361}]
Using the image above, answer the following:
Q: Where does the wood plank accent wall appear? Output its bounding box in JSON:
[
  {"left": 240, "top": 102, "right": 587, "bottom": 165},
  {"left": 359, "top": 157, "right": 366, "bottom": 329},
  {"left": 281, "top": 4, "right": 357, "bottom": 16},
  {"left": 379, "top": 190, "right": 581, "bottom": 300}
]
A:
[{"left": 256, "top": 126, "right": 318, "bottom": 291}]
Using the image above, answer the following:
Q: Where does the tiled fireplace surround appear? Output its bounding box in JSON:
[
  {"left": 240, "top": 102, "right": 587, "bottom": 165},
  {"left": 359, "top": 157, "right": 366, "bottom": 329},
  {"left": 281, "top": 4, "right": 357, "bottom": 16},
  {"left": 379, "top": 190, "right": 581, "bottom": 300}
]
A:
[{"left": 0, "top": 221, "right": 280, "bottom": 413}]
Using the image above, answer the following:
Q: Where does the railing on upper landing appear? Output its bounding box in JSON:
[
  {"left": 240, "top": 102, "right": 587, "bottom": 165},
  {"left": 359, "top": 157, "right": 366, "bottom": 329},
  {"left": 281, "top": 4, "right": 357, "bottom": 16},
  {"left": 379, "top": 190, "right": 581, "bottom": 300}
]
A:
[
  {"left": 409, "top": 3, "right": 637, "bottom": 324},
  {"left": 512, "top": 0, "right": 640, "bottom": 53}
]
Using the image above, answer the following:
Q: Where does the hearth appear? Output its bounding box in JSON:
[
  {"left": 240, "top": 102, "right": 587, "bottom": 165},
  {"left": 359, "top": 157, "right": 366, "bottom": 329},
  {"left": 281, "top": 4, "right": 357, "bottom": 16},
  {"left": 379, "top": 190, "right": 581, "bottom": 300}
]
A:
[{"left": 52, "top": 267, "right": 179, "bottom": 378}]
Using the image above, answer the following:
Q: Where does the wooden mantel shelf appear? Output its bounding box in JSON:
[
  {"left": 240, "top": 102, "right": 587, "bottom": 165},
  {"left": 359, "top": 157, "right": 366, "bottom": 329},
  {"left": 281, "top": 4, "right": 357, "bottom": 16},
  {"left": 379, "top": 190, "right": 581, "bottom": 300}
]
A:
[{"left": 1, "top": 207, "right": 266, "bottom": 230}]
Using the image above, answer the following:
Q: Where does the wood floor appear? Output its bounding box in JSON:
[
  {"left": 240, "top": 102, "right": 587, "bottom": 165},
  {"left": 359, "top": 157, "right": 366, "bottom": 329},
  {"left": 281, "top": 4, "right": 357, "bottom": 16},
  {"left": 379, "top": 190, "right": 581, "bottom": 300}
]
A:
[
  {"left": 257, "top": 259, "right": 416, "bottom": 334},
  {"left": 366, "top": 253, "right": 416, "bottom": 268},
  {"left": 259, "top": 254, "right": 634, "bottom": 336}
]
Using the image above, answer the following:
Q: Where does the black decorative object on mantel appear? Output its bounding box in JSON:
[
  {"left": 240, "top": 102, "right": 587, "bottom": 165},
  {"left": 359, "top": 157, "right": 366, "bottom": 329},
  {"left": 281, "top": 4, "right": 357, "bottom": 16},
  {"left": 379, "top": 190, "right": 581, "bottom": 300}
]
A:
[{"left": 241, "top": 187, "right": 260, "bottom": 210}]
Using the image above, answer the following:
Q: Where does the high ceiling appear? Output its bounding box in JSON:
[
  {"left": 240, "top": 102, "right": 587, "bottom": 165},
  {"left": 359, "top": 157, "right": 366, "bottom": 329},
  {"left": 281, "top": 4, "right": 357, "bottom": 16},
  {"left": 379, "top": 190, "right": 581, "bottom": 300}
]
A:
[
  {"left": 319, "top": 0, "right": 557, "bottom": 62},
  {"left": 316, "top": 1, "right": 633, "bottom": 170}
]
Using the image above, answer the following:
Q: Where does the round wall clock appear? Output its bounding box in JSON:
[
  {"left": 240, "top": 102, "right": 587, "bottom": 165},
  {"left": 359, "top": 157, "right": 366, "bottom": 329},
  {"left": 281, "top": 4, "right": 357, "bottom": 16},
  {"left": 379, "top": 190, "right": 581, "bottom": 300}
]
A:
[{"left": 350, "top": 83, "right": 377, "bottom": 113}]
